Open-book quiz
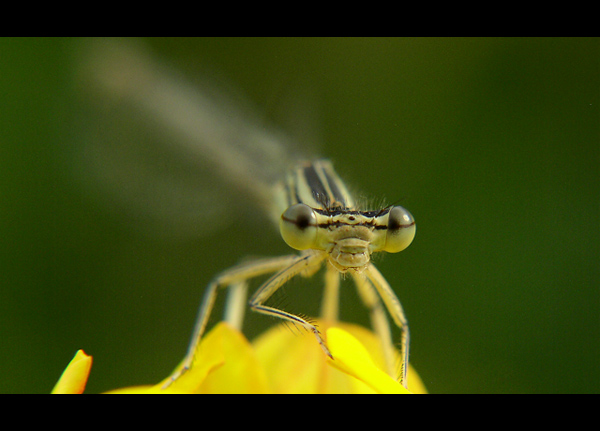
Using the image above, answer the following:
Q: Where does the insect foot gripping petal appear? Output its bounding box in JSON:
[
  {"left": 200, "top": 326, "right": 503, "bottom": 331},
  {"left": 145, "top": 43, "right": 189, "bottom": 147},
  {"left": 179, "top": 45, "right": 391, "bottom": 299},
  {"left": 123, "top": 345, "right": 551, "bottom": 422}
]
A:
[
  {"left": 161, "top": 361, "right": 191, "bottom": 390},
  {"left": 312, "top": 325, "right": 334, "bottom": 359}
]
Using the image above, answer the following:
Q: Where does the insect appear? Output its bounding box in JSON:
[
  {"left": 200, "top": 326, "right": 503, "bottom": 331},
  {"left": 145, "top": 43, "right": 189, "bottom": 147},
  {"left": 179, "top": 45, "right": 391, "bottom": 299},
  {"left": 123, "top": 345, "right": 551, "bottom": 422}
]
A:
[{"left": 78, "top": 39, "right": 416, "bottom": 389}]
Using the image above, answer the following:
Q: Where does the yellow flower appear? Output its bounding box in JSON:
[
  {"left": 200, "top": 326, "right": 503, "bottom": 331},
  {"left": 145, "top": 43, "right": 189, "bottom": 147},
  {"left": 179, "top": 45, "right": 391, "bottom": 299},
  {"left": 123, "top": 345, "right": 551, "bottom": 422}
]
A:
[
  {"left": 108, "top": 321, "right": 271, "bottom": 394},
  {"left": 51, "top": 349, "right": 93, "bottom": 394},
  {"left": 55, "top": 321, "right": 427, "bottom": 394},
  {"left": 253, "top": 320, "right": 427, "bottom": 394}
]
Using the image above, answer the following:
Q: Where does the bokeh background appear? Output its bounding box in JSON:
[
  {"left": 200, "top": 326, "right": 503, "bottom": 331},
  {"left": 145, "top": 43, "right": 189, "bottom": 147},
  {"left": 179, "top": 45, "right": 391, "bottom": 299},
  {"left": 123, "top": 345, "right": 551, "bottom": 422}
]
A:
[{"left": 1, "top": 37, "right": 597, "bottom": 393}]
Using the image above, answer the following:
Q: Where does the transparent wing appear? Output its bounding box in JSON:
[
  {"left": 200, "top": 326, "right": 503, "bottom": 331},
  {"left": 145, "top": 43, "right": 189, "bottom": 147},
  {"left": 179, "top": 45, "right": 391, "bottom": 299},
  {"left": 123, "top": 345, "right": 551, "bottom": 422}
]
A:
[{"left": 70, "top": 39, "right": 307, "bottom": 239}]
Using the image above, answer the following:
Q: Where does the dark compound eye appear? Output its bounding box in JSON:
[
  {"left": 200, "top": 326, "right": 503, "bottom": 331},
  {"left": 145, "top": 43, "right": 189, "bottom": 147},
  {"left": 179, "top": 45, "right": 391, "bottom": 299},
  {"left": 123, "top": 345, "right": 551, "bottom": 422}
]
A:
[
  {"left": 292, "top": 205, "right": 314, "bottom": 229},
  {"left": 383, "top": 206, "right": 416, "bottom": 253},
  {"left": 280, "top": 204, "right": 318, "bottom": 250}
]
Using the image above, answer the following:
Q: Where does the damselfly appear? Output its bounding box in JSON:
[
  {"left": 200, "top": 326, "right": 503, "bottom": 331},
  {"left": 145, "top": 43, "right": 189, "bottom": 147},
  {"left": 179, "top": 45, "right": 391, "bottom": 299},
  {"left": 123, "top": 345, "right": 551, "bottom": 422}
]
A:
[{"left": 77, "top": 40, "right": 416, "bottom": 389}]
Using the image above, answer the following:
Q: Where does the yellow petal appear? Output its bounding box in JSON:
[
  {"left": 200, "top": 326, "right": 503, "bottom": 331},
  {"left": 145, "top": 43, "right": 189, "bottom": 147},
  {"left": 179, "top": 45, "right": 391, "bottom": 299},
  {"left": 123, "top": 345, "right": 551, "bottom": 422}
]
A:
[
  {"left": 107, "top": 322, "right": 269, "bottom": 394},
  {"left": 253, "top": 321, "right": 425, "bottom": 394},
  {"left": 329, "top": 323, "right": 428, "bottom": 394},
  {"left": 51, "top": 350, "right": 93, "bottom": 394},
  {"left": 253, "top": 323, "right": 338, "bottom": 393},
  {"left": 326, "top": 327, "right": 410, "bottom": 394},
  {"left": 193, "top": 322, "right": 270, "bottom": 394}
]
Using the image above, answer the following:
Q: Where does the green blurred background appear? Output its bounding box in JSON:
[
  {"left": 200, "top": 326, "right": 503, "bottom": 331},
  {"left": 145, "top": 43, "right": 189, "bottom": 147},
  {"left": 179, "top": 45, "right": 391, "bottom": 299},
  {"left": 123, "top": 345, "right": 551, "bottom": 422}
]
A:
[{"left": 1, "top": 37, "right": 598, "bottom": 393}]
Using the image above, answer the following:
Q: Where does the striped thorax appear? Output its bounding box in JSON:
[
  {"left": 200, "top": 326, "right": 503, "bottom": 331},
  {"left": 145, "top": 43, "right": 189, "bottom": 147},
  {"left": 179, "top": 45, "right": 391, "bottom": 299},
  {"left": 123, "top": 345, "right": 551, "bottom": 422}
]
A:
[{"left": 277, "top": 160, "right": 416, "bottom": 273}]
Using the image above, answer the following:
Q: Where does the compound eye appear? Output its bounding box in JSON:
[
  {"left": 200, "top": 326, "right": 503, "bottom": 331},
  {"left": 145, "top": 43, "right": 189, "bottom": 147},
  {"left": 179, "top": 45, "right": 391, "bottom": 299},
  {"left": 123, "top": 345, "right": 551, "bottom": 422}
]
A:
[
  {"left": 382, "top": 206, "right": 416, "bottom": 253},
  {"left": 280, "top": 204, "right": 318, "bottom": 250}
]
